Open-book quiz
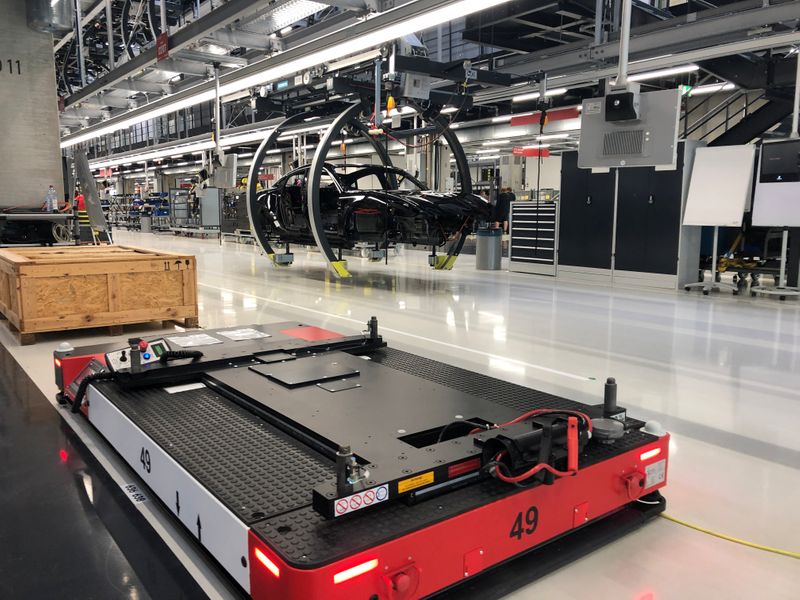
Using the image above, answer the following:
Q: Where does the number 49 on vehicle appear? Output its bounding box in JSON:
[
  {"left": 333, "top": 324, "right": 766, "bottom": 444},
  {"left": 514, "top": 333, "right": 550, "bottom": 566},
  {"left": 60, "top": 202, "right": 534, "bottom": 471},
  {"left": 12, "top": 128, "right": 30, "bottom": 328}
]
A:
[{"left": 509, "top": 505, "right": 539, "bottom": 540}]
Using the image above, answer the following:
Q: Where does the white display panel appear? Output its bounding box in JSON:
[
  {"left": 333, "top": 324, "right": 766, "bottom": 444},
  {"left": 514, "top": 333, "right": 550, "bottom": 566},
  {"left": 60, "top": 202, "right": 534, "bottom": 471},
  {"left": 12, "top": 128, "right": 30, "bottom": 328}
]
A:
[
  {"left": 752, "top": 139, "right": 800, "bottom": 227},
  {"left": 683, "top": 145, "right": 755, "bottom": 227}
]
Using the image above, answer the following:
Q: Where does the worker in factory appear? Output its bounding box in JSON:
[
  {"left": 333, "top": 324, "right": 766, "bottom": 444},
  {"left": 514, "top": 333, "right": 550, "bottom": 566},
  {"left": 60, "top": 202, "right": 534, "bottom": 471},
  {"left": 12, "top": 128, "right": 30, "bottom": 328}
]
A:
[
  {"left": 495, "top": 187, "right": 514, "bottom": 233},
  {"left": 41, "top": 185, "right": 59, "bottom": 212}
]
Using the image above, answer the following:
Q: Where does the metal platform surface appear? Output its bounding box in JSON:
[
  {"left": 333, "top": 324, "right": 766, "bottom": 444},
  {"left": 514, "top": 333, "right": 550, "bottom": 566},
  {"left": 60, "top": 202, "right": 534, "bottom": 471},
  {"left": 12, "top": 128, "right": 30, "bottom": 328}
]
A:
[{"left": 94, "top": 347, "right": 657, "bottom": 569}]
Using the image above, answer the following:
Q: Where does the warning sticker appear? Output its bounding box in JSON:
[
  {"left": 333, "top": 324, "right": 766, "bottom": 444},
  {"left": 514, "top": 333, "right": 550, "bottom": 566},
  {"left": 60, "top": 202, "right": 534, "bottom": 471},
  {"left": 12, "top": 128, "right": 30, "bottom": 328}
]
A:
[
  {"left": 334, "top": 484, "right": 389, "bottom": 518},
  {"left": 584, "top": 100, "right": 602, "bottom": 115},
  {"left": 644, "top": 459, "right": 667, "bottom": 489},
  {"left": 397, "top": 471, "right": 435, "bottom": 494}
]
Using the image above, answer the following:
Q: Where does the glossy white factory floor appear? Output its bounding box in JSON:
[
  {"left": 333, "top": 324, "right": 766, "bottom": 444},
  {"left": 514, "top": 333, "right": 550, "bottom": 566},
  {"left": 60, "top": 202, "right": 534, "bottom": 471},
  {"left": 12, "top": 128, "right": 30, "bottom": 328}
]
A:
[{"left": 3, "top": 230, "right": 799, "bottom": 599}]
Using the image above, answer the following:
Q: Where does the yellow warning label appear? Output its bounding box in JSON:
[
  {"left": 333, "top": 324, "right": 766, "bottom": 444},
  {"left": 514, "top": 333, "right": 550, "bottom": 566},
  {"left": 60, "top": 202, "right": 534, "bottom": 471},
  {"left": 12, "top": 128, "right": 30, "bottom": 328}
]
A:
[{"left": 398, "top": 471, "right": 435, "bottom": 494}]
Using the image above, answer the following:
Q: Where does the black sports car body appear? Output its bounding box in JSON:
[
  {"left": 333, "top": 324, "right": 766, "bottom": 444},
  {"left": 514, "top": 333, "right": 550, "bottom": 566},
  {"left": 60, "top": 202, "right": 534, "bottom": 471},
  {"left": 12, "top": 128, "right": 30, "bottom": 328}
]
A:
[{"left": 253, "top": 163, "right": 491, "bottom": 250}]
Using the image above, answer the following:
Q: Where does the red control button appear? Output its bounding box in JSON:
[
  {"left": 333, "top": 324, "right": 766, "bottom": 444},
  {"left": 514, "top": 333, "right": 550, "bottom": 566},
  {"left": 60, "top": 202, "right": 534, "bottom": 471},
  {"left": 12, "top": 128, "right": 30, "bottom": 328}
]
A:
[
  {"left": 138, "top": 340, "right": 149, "bottom": 351},
  {"left": 392, "top": 573, "right": 412, "bottom": 594}
]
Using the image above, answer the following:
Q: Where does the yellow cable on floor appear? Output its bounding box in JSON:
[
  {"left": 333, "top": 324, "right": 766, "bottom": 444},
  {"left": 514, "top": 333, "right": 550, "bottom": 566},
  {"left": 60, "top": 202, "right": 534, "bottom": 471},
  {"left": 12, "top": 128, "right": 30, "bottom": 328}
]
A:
[{"left": 660, "top": 513, "right": 800, "bottom": 560}]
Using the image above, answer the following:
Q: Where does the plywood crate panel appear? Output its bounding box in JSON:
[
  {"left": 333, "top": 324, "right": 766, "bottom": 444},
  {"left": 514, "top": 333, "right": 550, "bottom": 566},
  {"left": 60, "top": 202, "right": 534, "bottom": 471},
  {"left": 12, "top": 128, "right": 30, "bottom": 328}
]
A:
[{"left": 0, "top": 246, "right": 198, "bottom": 342}]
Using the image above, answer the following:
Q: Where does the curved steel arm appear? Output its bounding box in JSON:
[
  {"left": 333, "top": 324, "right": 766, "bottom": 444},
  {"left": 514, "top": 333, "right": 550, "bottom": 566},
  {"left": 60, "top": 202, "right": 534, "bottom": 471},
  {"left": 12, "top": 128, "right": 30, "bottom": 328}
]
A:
[
  {"left": 307, "top": 101, "right": 370, "bottom": 278},
  {"left": 247, "top": 110, "right": 326, "bottom": 264}
]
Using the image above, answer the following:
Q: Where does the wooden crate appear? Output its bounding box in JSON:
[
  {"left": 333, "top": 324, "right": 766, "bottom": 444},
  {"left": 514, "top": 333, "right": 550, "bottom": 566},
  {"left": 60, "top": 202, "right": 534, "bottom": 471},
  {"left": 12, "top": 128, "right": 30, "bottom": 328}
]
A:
[{"left": 0, "top": 245, "right": 198, "bottom": 344}]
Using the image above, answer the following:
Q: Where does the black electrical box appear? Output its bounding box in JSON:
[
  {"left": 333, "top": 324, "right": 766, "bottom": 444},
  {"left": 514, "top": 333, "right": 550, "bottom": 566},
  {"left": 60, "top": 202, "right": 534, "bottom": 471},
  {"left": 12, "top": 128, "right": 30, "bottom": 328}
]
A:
[{"left": 605, "top": 91, "right": 640, "bottom": 122}]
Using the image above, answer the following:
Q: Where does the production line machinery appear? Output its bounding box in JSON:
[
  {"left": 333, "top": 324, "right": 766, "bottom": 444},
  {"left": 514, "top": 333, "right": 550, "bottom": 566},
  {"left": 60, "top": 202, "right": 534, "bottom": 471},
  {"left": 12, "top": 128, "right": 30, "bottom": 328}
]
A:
[{"left": 54, "top": 319, "right": 669, "bottom": 599}]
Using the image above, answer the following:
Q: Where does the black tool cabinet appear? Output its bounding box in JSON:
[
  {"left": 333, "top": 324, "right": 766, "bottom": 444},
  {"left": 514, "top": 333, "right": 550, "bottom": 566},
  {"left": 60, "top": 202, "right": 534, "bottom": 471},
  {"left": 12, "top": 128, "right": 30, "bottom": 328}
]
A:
[
  {"left": 557, "top": 151, "right": 616, "bottom": 270},
  {"left": 558, "top": 142, "right": 695, "bottom": 285}
]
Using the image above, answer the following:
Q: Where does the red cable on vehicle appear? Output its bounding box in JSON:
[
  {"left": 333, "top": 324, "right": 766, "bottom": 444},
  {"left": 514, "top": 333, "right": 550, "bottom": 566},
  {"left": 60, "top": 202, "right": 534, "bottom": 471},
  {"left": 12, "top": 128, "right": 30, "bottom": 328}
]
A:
[
  {"left": 469, "top": 408, "right": 593, "bottom": 435},
  {"left": 489, "top": 416, "right": 582, "bottom": 484}
]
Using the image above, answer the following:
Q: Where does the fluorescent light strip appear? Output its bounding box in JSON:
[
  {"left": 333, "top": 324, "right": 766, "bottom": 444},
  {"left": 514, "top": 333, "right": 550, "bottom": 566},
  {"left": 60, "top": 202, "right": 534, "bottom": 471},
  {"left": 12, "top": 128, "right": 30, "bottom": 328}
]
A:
[
  {"left": 483, "top": 139, "right": 510, "bottom": 146},
  {"left": 61, "top": 0, "right": 514, "bottom": 149},
  {"left": 512, "top": 88, "right": 568, "bottom": 103},
  {"left": 536, "top": 133, "right": 570, "bottom": 141},
  {"left": 688, "top": 82, "right": 735, "bottom": 96},
  {"left": 90, "top": 128, "right": 274, "bottom": 170},
  {"left": 220, "top": 129, "right": 276, "bottom": 147},
  {"left": 441, "top": 106, "right": 459, "bottom": 114},
  {"left": 89, "top": 140, "right": 215, "bottom": 169},
  {"left": 63, "top": 90, "right": 217, "bottom": 148},
  {"left": 626, "top": 64, "right": 699, "bottom": 83}
]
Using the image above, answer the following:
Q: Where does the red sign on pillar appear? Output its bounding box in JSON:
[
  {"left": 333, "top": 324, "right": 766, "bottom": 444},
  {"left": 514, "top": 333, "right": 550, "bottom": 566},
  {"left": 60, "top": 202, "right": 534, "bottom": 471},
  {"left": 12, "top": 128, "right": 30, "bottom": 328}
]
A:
[
  {"left": 513, "top": 147, "right": 551, "bottom": 158},
  {"left": 510, "top": 107, "right": 581, "bottom": 127},
  {"left": 156, "top": 33, "right": 170, "bottom": 62}
]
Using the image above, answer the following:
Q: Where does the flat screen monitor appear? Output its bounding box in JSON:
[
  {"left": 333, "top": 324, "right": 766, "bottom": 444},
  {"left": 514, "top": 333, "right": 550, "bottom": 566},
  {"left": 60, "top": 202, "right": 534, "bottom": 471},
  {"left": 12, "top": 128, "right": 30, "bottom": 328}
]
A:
[
  {"left": 752, "top": 139, "right": 800, "bottom": 227},
  {"left": 758, "top": 139, "right": 800, "bottom": 183}
]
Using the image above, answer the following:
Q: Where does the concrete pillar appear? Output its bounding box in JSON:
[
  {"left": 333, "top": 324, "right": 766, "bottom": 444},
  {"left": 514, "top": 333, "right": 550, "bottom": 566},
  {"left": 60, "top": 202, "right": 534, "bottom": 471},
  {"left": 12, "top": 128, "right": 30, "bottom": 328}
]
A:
[{"left": 0, "top": 0, "right": 65, "bottom": 206}]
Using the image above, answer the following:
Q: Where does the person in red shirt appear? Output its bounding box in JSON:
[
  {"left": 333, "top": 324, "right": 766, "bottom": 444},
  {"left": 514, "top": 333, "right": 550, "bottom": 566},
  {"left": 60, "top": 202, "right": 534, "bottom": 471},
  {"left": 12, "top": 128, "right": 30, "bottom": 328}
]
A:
[{"left": 74, "top": 190, "right": 86, "bottom": 211}]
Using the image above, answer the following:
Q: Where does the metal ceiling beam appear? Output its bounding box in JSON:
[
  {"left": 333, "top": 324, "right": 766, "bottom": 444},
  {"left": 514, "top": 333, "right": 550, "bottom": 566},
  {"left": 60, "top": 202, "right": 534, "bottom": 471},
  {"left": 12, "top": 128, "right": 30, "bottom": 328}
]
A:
[
  {"left": 58, "top": 0, "right": 462, "bottom": 145},
  {"left": 517, "top": 18, "right": 592, "bottom": 40},
  {"left": 152, "top": 58, "right": 213, "bottom": 77},
  {"left": 92, "top": 94, "right": 133, "bottom": 109},
  {"left": 64, "top": 0, "right": 272, "bottom": 108},
  {"left": 493, "top": 0, "right": 800, "bottom": 78},
  {"left": 53, "top": 0, "right": 106, "bottom": 52},
  {"left": 203, "top": 29, "right": 272, "bottom": 50},
  {"left": 474, "top": 29, "right": 800, "bottom": 105},
  {"left": 174, "top": 49, "right": 250, "bottom": 67},
  {"left": 111, "top": 79, "right": 174, "bottom": 94}
]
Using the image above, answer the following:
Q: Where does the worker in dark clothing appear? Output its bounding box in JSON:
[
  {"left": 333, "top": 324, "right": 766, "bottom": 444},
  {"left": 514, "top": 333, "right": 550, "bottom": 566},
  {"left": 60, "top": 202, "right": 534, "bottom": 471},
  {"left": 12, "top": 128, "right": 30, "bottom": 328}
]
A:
[{"left": 495, "top": 187, "right": 514, "bottom": 232}]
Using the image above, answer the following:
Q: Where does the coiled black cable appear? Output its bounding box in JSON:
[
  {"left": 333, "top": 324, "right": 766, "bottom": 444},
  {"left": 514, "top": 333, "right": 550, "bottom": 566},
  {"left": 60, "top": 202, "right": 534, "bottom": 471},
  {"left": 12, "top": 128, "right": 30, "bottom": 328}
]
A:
[
  {"left": 70, "top": 371, "right": 116, "bottom": 413},
  {"left": 158, "top": 350, "right": 204, "bottom": 363}
]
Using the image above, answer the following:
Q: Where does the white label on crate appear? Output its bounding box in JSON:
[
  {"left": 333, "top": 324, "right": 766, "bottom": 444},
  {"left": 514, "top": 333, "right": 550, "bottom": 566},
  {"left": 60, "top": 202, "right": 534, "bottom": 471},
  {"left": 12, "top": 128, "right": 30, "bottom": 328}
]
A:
[
  {"left": 334, "top": 485, "right": 389, "bottom": 517},
  {"left": 645, "top": 459, "right": 666, "bottom": 488}
]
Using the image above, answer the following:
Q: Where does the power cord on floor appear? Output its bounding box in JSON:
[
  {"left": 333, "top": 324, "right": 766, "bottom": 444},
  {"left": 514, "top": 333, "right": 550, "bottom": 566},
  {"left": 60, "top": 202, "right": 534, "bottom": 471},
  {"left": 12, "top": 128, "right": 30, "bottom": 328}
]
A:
[{"left": 659, "top": 513, "right": 800, "bottom": 560}]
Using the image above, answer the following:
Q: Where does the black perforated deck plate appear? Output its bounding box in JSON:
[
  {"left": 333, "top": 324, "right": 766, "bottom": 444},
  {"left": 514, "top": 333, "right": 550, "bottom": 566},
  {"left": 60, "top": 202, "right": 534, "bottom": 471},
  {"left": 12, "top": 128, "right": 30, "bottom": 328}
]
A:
[
  {"left": 250, "top": 348, "right": 657, "bottom": 567},
  {"left": 93, "top": 382, "right": 334, "bottom": 524},
  {"left": 95, "top": 347, "right": 657, "bottom": 569}
]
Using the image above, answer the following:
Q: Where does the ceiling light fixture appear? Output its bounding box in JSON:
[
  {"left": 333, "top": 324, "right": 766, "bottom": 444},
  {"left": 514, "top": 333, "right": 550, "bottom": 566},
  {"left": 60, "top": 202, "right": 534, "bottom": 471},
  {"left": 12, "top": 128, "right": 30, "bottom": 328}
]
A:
[
  {"left": 89, "top": 139, "right": 216, "bottom": 170},
  {"left": 483, "top": 139, "right": 510, "bottom": 146},
  {"left": 536, "top": 133, "right": 570, "bottom": 141},
  {"left": 60, "top": 0, "right": 515, "bottom": 149},
  {"left": 511, "top": 88, "right": 568, "bottom": 103},
  {"left": 687, "top": 82, "right": 736, "bottom": 96},
  {"left": 623, "top": 64, "right": 699, "bottom": 83}
]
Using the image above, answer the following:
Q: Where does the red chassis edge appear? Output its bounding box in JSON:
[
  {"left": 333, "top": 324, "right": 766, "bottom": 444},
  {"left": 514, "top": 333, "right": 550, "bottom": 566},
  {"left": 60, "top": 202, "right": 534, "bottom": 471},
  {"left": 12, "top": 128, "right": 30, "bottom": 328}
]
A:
[{"left": 249, "top": 435, "right": 669, "bottom": 600}]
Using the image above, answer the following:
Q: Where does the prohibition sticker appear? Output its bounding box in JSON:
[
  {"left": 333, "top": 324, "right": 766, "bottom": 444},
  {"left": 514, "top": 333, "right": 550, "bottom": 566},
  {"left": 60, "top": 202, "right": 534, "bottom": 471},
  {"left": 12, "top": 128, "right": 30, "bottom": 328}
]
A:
[{"left": 334, "top": 484, "right": 390, "bottom": 517}]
